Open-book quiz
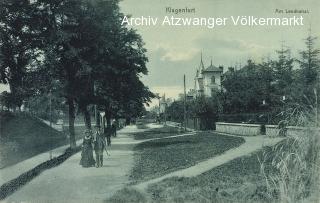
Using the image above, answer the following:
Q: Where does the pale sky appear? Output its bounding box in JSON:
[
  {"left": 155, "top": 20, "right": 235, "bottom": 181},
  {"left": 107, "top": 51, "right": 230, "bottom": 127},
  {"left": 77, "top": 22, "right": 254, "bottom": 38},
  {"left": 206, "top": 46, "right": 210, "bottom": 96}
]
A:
[{"left": 119, "top": 0, "right": 320, "bottom": 106}]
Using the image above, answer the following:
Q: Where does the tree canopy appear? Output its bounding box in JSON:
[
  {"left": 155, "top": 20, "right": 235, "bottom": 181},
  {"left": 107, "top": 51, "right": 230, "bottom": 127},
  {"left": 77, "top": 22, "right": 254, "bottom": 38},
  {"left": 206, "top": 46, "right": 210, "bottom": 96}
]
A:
[{"left": 0, "top": 0, "right": 154, "bottom": 148}]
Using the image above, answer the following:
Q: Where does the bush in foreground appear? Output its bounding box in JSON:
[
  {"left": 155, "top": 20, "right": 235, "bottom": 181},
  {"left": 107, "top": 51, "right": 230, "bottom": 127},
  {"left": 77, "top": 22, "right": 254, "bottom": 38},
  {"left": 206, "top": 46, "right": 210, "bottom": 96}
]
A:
[{"left": 261, "top": 129, "right": 320, "bottom": 203}]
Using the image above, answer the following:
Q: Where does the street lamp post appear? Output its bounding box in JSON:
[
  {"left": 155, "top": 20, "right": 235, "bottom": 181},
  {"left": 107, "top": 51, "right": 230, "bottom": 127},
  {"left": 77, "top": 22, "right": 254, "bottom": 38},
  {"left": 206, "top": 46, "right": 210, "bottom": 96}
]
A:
[
  {"left": 261, "top": 99, "right": 270, "bottom": 124},
  {"left": 93, "top": 82, "right": 100, "bottom": 127},
  {"left": 281, "top": 95, "right": 286, "bottom": 120}
]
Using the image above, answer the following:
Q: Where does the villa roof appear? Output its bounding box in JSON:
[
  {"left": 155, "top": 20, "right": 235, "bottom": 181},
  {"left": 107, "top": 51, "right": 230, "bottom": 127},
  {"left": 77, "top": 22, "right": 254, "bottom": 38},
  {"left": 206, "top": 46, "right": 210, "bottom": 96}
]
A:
[
  {"left": 203, "top": 64, "right": 222, "bottom": 72},
  {"left": 203, "top": 59, "right": 222, "bottom": 72}
]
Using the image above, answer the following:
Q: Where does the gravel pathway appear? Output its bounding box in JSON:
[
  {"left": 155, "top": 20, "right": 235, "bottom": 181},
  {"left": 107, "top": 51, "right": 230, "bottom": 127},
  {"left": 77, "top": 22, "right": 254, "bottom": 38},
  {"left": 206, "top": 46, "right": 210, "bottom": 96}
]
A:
[
  {"left": 4, "top": 124, "right": 159, "bottom": 202},
  {"left": 4, "top": 123, "right": 195, "bottom": 202}
]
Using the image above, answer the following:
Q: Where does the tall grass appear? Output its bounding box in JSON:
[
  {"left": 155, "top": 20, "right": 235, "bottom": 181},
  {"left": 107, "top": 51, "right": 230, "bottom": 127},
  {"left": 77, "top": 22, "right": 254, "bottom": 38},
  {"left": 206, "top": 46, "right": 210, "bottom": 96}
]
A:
[{"left": 260, "top": 108, "right": 320, "bottom": 203}]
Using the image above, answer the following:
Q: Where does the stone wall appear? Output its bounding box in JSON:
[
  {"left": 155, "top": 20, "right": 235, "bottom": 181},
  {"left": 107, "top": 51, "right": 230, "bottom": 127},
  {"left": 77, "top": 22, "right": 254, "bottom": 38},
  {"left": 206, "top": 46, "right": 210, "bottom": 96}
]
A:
[
  {"left": 216, "top": 122, "right": 261, "bottom": 136},
  {"left": 266, "top": 125, "right": 319, "bottom": 137},
  {"left": 265, "top": 125, "right": 279, "bottom": 137},
  {"left": 215, "top": 123, "right": 319, "bottom": 137}
]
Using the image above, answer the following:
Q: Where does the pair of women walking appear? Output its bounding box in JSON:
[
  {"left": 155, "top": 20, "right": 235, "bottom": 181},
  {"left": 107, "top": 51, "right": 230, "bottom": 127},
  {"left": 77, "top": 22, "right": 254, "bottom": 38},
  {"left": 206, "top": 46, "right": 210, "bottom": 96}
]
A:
[{"left": 80, "top": 127, "right": 108, "bottom": 168}]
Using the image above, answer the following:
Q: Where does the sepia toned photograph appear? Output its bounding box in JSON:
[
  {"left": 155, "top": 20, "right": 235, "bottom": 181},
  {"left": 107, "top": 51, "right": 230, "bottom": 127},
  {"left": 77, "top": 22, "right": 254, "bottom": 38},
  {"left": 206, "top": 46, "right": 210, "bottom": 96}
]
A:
[{"left": 0, "top": 0, "right": 319, "bottom": 202}]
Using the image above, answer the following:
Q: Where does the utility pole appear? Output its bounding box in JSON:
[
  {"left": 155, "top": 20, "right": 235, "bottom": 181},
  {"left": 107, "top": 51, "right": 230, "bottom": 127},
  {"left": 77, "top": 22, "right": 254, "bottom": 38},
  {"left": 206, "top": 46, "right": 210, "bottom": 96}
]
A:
[
  {"left": 157, "top": 94, "right": 161, "bottom": 123},
  {"left": 164, "top": 94, "right": 167, "bottom": 125},
  {"left": 316, "top": 59, "right": 319, "bottom": 127},
  {"left": 183, "top": 75, "right": 187, "bottom": 131},
  {"left": 315, "top": 89, "right": 318, "bottom": 127},
  {"left": 49, "top": 90, "right": 52, "bottom": 160}
]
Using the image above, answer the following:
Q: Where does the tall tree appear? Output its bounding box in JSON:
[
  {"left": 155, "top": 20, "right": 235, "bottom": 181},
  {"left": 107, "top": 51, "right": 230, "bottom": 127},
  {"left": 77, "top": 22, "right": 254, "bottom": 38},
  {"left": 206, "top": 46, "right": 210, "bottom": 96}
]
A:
[
  {"left": 297, "top": 31, "right": 320, "bottom": 105},
  {"left": 0, "top": 0, "right": 46, "bottom": 108},
  {"left": 92, "top": 0, "right": 153, "bottom": 127},
  {"left": 35, "top": 0, "right": 98, "bottom": 148},
  {"left": 294, "top": 31, "right": 320, "bottom": 124},
  {"left": 273, "top": 43, "right": 294, "bottom": 95},
  {"left": 299, "top": 33, "right": 320, "bottom": 88}
]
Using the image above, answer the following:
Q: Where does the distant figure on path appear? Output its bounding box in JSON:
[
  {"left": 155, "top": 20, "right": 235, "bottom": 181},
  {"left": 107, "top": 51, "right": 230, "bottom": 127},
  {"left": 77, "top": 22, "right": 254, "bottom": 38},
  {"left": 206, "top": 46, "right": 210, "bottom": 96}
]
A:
[
  {"left": 80, "top": 130, "right": 95, "bottom": 167},
  {"left": 111, "top": 122, "right": 117, "bottom": 137},
  {"left": 94, "top": 126, "right": 107, "bottom": 167}
]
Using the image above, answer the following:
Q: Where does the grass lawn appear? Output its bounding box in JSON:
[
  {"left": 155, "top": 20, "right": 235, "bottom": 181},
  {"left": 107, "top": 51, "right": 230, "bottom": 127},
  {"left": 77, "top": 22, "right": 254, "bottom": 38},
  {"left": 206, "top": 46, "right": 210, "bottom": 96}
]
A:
[
  {"left": 146, "top": 143, "right": 285, "bottom": 203},
  {"left": 132, "top": 125, "right": 183, "bottom": 140},
  {"left": 110, "top": 132, "right": 316, "bottom": 203},
  {"left": 130, "top": 131, "right": 245, "bottom": 183},
  {"left": 110, "top": 143, "right": 281, "bottom": 203},
  {"left": 0, "top": 112, "right": 86, "bottom": 168}
]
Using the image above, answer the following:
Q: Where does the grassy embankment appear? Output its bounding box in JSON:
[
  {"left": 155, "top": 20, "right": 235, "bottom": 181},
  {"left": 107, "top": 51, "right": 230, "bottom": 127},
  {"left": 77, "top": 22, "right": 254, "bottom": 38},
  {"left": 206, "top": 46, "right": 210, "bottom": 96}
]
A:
[{"left": 0, "top": 112, "right": 86, "bottom": 168}]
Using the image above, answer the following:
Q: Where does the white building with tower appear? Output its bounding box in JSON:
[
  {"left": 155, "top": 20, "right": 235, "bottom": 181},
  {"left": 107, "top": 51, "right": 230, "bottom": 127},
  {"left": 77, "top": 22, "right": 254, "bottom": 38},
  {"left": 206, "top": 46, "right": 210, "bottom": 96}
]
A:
[{"left": 193, "top": 54, "right": 223, "bottom": 97}]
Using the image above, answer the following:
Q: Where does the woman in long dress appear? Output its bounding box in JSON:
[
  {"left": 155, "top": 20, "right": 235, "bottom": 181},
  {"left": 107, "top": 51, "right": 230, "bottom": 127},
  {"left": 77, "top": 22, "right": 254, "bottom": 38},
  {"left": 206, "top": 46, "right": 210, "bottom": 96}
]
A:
[{"left": 80, "top": 130, "right": 95, "bottom": 167}]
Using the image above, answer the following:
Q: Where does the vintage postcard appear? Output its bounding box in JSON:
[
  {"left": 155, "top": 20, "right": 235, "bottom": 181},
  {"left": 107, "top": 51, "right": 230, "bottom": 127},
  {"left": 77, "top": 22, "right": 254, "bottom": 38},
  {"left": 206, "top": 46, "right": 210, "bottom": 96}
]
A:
[{"left": 0, "top": 0, "right": 319, "bottom": 202}]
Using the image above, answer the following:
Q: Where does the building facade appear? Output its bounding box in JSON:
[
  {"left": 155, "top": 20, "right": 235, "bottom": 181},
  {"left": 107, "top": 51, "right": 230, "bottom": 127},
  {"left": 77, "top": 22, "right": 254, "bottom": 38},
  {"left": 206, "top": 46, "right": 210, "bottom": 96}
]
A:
[{"left": 193, "top": 54, "right": 223, "bottom": 97}]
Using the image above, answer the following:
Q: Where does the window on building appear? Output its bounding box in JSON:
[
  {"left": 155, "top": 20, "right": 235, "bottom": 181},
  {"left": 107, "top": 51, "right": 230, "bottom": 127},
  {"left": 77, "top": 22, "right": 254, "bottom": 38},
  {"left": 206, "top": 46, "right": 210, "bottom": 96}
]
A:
[{"left": 211, "top": 76, "right": 215, "bottom": 84}]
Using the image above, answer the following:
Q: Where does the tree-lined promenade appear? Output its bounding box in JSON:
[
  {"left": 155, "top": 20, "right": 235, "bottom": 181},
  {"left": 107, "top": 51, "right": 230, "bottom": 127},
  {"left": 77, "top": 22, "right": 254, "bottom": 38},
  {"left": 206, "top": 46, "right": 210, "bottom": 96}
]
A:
[{"left": 0, "top": 0, "right": 154, "bottom": 148}]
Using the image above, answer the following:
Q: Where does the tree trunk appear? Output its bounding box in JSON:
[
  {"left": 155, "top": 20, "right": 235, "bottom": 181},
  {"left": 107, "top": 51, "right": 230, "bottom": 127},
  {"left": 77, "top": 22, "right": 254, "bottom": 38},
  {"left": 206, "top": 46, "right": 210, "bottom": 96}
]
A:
[
  {"left": 95, "top": 105, "right": 100, "bottom": 127},
  {"left": 105, "top": 110, "right": 111, "bottom": 129},
  {"left": 68, "top": 97, "right": 76, "bottom": 149},
  {"left": 83, "top": 105, "right": 91, "bottom": 130},
  {"left": 126, "top": 117, "right": 131, "bottom": 125}
]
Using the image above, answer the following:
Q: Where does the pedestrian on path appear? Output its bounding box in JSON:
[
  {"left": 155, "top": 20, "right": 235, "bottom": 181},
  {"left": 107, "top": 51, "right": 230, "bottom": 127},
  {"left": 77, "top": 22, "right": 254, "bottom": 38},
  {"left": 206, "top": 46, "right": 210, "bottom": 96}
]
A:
[
  {"left": 111, "top": 122, "right": 117, "bottom": 137},
  {"left": 80, "top": 130, "right": 96, "bottom": 168},
  {"left": 94, "top": 126, "right": 107, "bottom": 167},
  {"left": 105, "top": 127, "right": 112, "bottom": 146}
]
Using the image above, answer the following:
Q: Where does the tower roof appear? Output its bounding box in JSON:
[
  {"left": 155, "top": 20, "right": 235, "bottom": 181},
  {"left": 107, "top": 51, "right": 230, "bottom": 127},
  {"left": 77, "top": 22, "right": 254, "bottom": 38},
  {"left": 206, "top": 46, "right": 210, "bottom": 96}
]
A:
[
  {"left": 203, "top": 57, "right": 222, "bottom": 72},
  {"left": 198, "top": 52, "right": 205, "bottom": 71}
]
